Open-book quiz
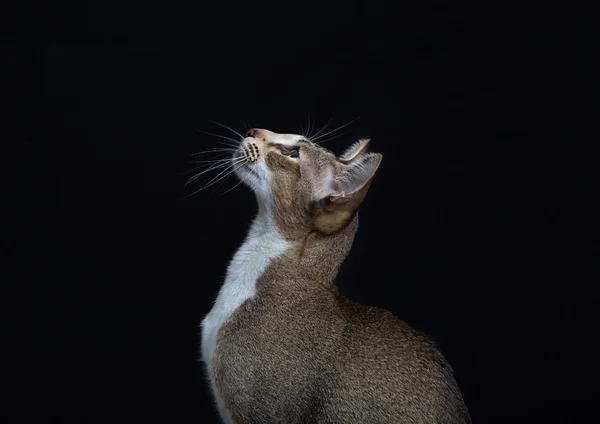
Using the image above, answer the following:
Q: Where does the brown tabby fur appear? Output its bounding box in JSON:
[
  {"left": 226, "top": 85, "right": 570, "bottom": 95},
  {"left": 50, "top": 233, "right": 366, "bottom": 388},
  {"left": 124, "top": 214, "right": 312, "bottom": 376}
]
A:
[{"left": 208, "top": 129, "right": 471, "bottom": 423}]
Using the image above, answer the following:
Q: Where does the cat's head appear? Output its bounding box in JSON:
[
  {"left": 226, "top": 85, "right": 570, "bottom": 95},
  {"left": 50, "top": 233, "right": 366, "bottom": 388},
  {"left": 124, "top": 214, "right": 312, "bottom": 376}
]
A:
[{"left": 235, "top": 128, "right": 382, "bottom": 239}]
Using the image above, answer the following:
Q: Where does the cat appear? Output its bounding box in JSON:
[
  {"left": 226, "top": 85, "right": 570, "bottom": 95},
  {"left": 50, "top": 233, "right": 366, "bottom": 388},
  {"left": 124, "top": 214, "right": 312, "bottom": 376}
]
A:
[{"left": 200, "top": 128, "right": 471, "bottom": 423}]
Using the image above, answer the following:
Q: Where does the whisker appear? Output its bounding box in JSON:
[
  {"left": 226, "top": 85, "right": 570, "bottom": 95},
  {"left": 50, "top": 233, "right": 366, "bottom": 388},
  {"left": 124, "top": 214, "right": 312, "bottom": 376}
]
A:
[
  {"left": 301, "top": 112, "right": 308, "bottom": 138},
  {"left": 191, "top": 148, "right": 238, "bottom": 156},
  {"left": 182, "top": 160, "right": 247, "bottom": 199},
  {"left": 220, "top": 172, "right": 247, "bottom": 195},
  {"left": 197, "top": 158, "right": 245, "bottom": 188},
  {"left": 306, "top": 113, "right": 314, "bottom": 139},
  {"left": 208, "top": 120, "right": 245, "bottom": 140},
  {"left": 314, "top": 130, "right": 352, "bottom": 145},
  {"left": 195, "top": 129, "right": 240, "bottom": 146},
  {"left": 185, "top": 158, "right": 245, "bottom": 186},
  {"left": 185, "top": 158, "right": 238, "bottom": 180},
  {"left": 211, "top": 160, "right": 249, "bottom": 194},
  {"left": 188, "top": 161, "right": 247, "bottom": 197},
  {"left": 310, "top": 118, "right": 333, "bottom": 140},
  {"left": 183, "top": 122, "right": 247, "bottom": 199},
  {"left": 182, "top": 158, "right": 232, "bottom": 175},
  {"left": 311, "top": 117, "right": 359, "bottom": 143},
  {"left": 188, "top": 156, "right": 243, "bottom": 173},
  {"left": 189, "top": 157, "right": 235, "bottom": 165}
]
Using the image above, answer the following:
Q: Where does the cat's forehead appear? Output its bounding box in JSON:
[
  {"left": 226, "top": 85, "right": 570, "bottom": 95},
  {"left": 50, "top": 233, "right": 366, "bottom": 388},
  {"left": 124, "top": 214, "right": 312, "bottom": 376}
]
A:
[
  {"left": 254, "top": 129, "right": 305, "bottom": 146},
  {"left": 257, "top": 129, "right": 336, "bottom": 156}
]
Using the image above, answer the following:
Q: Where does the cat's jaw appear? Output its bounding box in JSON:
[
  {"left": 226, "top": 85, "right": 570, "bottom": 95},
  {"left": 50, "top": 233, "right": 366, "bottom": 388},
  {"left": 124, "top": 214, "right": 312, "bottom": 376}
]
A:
[{"left": 233, "top": 132, "right": 304, "bottom": 211}]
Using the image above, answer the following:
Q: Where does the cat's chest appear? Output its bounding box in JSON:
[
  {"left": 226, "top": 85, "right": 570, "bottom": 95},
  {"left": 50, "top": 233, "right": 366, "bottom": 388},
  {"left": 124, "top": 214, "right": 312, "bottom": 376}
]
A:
[
  {"left": 207, "top": 288, "right": 344, "bottom": 424},
  {"left": 200, "top": 226, "right": 290, "bottom": 368}
]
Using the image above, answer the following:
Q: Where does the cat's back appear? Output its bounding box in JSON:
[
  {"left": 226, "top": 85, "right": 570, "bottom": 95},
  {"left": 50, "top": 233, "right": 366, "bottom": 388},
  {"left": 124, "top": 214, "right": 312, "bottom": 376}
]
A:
[
  {"left": 212, "top": 280, "right": 470, "bottom": 423},
  {"left": 336, "top": 296, "right": 438, "bottom": 366},
  {"left": 323, "top": 297, "right": 471, "bottom": 423}
]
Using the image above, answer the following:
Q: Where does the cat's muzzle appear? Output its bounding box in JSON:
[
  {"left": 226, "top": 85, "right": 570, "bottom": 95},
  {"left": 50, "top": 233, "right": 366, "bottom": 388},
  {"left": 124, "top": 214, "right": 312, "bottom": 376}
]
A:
[{"left": 242, "top": 142, "right": 260, "bottom": 162}]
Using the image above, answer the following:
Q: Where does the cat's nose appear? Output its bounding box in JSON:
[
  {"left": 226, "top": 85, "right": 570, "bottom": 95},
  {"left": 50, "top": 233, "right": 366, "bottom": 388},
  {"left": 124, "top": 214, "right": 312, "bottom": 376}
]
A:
[{"left": 246, "top": 128, "right": 266, "bottom": 141}]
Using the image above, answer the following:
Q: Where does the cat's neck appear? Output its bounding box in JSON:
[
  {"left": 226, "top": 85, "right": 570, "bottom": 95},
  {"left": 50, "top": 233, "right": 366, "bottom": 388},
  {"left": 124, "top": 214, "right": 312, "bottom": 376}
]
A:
[
  {"left": 220, "top": 198, "right": 359, "bottom": 300},
  {"left": 225, "top": 208, "right": 290, "bottom": 285},
  {"left": 200, "top": 207, "right": 290, "bottom": 366},
  {"left": 201, "top": 206, "right": 357, "bottom": 364},
  {"left": 256, "top": 212, "right": 359, "bottom": 292}
]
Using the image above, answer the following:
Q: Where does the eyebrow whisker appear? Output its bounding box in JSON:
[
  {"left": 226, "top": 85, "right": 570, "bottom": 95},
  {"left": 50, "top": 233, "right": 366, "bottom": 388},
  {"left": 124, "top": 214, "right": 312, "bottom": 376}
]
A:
[{"left": 311, "top": 117, "right": 359, "bottom": 143}]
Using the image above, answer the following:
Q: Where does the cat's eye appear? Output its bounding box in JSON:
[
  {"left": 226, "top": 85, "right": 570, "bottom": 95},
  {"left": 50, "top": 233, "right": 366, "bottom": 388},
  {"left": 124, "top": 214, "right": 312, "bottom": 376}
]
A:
[{"left": 276, "top": 144, "right": 300, "bottom": 159}]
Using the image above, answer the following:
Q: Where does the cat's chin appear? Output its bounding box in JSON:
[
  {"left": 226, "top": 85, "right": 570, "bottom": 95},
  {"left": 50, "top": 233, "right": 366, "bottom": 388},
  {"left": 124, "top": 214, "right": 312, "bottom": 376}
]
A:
[{"left": 234, "top": 163, "right": 260, "bottom": 186}]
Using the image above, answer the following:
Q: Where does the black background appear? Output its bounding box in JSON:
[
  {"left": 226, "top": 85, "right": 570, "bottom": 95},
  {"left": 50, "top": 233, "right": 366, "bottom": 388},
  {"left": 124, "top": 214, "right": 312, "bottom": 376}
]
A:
[{"left": 5, "top": 1, "right": 598, "bottom": 423}]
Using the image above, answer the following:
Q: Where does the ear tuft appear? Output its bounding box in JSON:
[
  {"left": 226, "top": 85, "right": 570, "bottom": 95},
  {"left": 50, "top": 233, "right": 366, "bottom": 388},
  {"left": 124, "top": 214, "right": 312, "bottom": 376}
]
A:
[
  {"left": 339, "top": 138, "right": 371, "bottom": 164},
  {"left": 332, "top": 153, "right": 382, "bottom": 199}
]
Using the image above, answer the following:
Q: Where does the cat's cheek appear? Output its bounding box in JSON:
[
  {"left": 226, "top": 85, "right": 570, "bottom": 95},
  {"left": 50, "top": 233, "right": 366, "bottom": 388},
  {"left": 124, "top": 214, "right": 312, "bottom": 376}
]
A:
[
  {"left": 298, "top": 160, "right": 316, "bottom": 183},
  {"left": 301, "top": 162, "right": 335, "bottom": 200},
  {"left": 264, "top": 152, "right": 285, "bottom": 170},
  {"left": 291, "top": 162, "right": 302, "bottom": 180}
]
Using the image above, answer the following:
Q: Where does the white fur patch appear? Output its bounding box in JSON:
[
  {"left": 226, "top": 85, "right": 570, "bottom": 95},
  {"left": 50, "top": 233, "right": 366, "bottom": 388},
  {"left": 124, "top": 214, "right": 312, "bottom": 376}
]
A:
[
  {"left": 200, "top": 214, "right": 290, "bottom": 423},
  {"left": 200, "top": 215, "right": 290, "bottom": 366},
  {"left": 200, "top": 146, "right": 291, "bottom": 422},
  {"left": 273, "top": 132, "right": 305, "bottom": 147}
]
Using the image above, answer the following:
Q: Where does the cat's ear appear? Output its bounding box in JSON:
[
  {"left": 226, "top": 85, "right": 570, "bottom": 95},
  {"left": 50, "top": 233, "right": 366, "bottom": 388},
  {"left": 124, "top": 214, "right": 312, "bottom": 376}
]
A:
[
  {"left": 330, "top": 152, "right": 382, "bottom": 203},
  {"left": 338, "top": 138, "right": 371, "bottom": 164},
  {"left": 315, "top": 152, "right": 382, "bottom": 234}
]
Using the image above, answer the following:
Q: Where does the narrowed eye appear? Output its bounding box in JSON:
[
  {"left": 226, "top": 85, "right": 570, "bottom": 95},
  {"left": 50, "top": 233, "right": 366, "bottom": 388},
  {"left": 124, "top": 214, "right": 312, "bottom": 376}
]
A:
[{"left": 276, "top": 144, "right": 300, "bottom": 159}]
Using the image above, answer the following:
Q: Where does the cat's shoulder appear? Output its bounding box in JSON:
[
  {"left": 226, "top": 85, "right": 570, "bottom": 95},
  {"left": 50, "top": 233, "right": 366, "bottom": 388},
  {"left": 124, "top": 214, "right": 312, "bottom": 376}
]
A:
[{"left": 337, "top": 296, "right": 437, "bottom": 352}]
